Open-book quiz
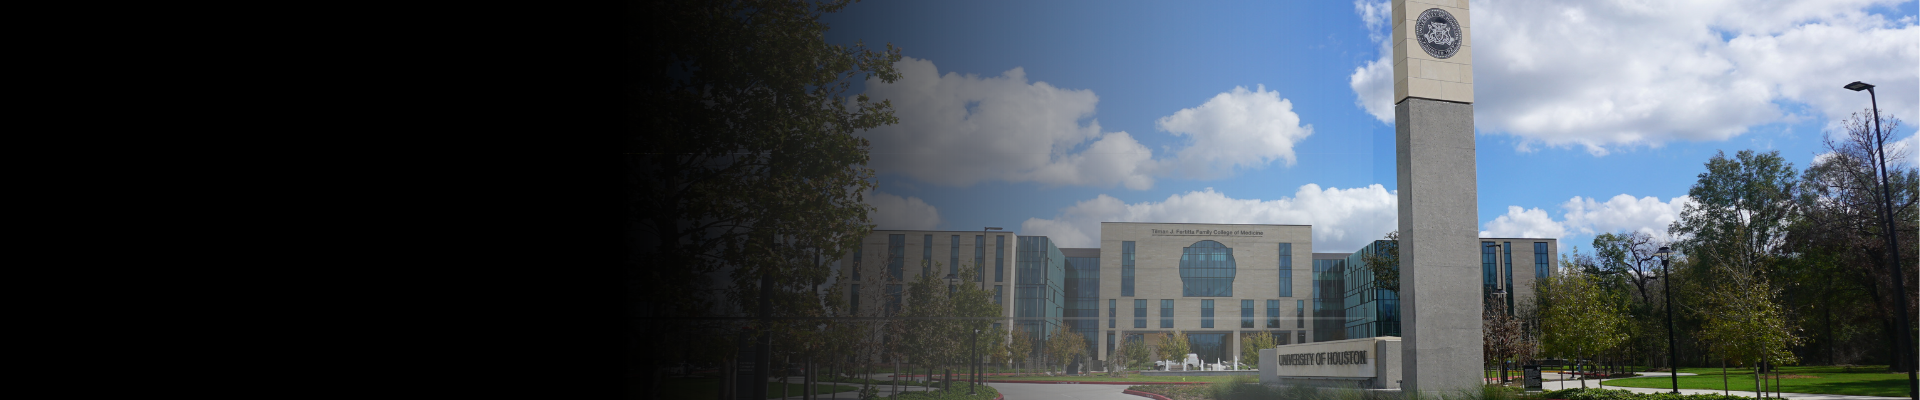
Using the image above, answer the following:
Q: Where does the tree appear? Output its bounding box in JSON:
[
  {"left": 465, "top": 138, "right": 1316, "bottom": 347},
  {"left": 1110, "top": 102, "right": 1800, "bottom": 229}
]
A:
[
  {"left": 1484, "top": 295, "right": 1532, "bottom": 383},
  {"left": 1239, "top": 332, "right": 1276, "bottom": 369},
  {"left": 1044, "top": 329, "right": 1088, "bottom": 374},
  {"left": 1800, "top": 109, "right": 1917, "bottom": 383},
  {"left": 629, "top": 0, "right": 903, "bottom": 397},
  {"left": 1671, "top": 149, "right": 1806, "bottom": 383},
  {"left": 1538, "top": 249, "right": 1629, "bottom": 388},
  {"left": 1591, "top": 231, "right": 1672, "bottom": 370},
  {"left": 1007, "top": 328, "right": 1034, "bottom": 373},
  {"left": 1154, "top": 332, "right": 1192, "bottom": 370},
  {"left": 1360, "top": 231, "right": 1401, "bottom": 293}
]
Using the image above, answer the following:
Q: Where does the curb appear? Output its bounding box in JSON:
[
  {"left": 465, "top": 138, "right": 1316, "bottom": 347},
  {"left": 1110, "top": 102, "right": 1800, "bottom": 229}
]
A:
[
  {"left": 1123, "top": 389, "right": 1175, "bottom": 400},
  {"left": 978, "top": 379, "right": 1208, "bottom": 385}
]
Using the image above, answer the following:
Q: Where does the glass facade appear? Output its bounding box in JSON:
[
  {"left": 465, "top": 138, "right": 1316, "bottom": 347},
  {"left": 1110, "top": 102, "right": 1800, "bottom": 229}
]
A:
[
  {"left": 885, "top": 284, "right": 902, "bottom": 316},
  {"left": 1482, "top": 241, "right": 1499, "bottom": 297},
  {"left": 995, "top": 235, "right": 1007, "bottom": 282},
  {"left": 850, "top": 284, "right": 860, "bottom": 313},
  {"left": 994, "top": 285, "right": 1003, "bottom": 305},
  {"left": 1134, "top": 299, "right": 1147, "bottom": 328},
  {"left": 1277, "top": 243, "right": 1293, "bottom": 297},
  {"left": 922, "top": 234, "right": 933, "bottom": 277},
  {"left": 1121, "top": 241, "right": 1136, "bottom": 297},
  {"left": 1342, "top": 240, "right": 1401, "bottom": 339},
  {"left": 1160, "top": 299, "right": 1174, "bottom": 328},
  {"left": 1296, "top": 300, "right": 1304, "bottom": 328},
  {"left": 1241, "top": 299, "right": 1255, "bottom": 328},
  {"left": 1014, "top": 236, "right": 1065, "bottom": 345},
  {"left": 1201, "top": 299, "right": 1214, "bottom": 328},
  {"left": 950, "top": 235, "right": 960, "bottom": 278},
  {"left": 1504, "top": 241, "right": 1515, "bottom": 311},
  {"left": 974, "top": 235, "right": 985, "bottom": 282},
  {"left": 851, "top": 247, "right": 862, "bottom": 281},
  {"left": 1109, "top": 299, "right": 1116, "bottom": 329},
  {"left": 1065, "top": 252, "right": 1101, "bottom": 358},
  {"left": 1188, "top": 333, "right": 1227, "bottom": 365},
  {"left": 888, "top": 234, "right": 905, "bottom": 281},
  {"left": 1180, "top": 240, "right": 1237, "bottom": 297},
  {"left": 1312, "top": 258, "right": 1346, "bottom": 342}
]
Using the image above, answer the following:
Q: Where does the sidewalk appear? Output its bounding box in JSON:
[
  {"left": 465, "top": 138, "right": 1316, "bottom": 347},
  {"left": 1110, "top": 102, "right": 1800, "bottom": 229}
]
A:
[{"left": 1537, "top": 374, "right": 1905, "bottom": 400}]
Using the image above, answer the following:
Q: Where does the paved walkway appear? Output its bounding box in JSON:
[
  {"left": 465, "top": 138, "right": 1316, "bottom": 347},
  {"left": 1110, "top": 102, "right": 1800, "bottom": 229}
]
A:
[
  {"left": 1539, "top": 374, "right": 1904, "bottom": 400},
  {"left": 989, "top": 382, "right": 1138, "bottom": 400}
]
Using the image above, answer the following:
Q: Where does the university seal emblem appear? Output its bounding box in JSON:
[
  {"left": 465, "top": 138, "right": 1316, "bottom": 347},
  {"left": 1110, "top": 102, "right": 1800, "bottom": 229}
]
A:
[{"left": 1415, "top": 8, "right": 1462, "bottom": 59}]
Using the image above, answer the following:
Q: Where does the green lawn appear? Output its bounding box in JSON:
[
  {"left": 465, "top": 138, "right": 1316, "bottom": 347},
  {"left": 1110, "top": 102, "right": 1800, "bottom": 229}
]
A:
[
  {"left": 1601, "top": 365, "right": 1907, "bottom": 397},
  {"left": 659, "top": 377, "right": 860, "bottom": 399}
]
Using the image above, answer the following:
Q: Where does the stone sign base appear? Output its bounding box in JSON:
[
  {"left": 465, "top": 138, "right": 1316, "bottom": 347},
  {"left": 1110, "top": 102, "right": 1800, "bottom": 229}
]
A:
[{"left": 1259, "top": 337, "right": 1403, "bottom": 389}]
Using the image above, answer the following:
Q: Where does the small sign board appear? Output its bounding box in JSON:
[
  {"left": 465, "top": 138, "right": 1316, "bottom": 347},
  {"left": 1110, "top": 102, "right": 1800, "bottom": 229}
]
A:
[{"left": 1522, "top": 365, "right": 1543, "bottom": 391}]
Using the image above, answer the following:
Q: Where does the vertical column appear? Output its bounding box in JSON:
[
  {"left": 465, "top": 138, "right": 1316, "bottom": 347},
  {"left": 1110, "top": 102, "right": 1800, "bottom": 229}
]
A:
[{"left": 1393, "top": 0, "right": 1479, "bottom": 395}]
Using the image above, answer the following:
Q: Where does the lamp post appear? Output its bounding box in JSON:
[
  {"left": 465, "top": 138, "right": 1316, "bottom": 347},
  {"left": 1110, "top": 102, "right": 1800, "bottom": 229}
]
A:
[
  {"left": 1844, "top": 81, "right": 1917, "bottom": 400},
  {"left": 1655, "top": 246, "right": 1678, "bottom": 394},
  {"left": 971, "top": 328, "right": 979, "bottom": 395}
]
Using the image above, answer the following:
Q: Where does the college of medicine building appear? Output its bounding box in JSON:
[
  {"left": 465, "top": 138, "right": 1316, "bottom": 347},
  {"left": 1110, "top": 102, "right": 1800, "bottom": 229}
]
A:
[{"left": 837, "top": 222, "right": 1556, "bottom": 366}]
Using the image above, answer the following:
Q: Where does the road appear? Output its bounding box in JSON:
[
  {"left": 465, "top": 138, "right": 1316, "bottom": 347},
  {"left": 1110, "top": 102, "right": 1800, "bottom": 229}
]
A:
[{"left": 986, "top": 382, "right": 1142, "bottom": 400}]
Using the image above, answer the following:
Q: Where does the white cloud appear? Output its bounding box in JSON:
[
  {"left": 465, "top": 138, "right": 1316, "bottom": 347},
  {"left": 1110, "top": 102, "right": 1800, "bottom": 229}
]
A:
[
  {"left": 1156, "top": 85, "right": 1316, "bottom": 178},
  {"left": 1348, "top": 0, "right": 1920, "bottom": 154},
  {"left": 1559, "top": 194, "right": 1696, "bottom": 243},
  {"left": 866, "top": 191, "right": 942, "bottom": 230},
  {"left": 1480, "top": 206, "right": 1569, "bottom": 239},
  {"left": 861, "top": 58, "right": 1313, "bottom": 190},
  {"left": 1350, "top": 0, "right": 1396, "bottom": 123},
  {"left": 1018, "top": 185, "right": 1398, "bottom": 252}
]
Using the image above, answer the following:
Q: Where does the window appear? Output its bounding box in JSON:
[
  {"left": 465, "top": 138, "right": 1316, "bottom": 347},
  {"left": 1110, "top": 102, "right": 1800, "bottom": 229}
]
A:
[
  {"left": 885, "top": 284, "right": 902, "bottom": 316},
  {"left": 1107, "top": 332, "right": 1115, "bottom": 356},
  {"left": 1180, "top": 240, "right": 1236, "bottom": 297},
  {"left": 1121, "top": 241, "right": 1136, "bottom": 296},
  {"left": 1297, "top": 330, "right": 1306, "bottom": 344},
  {"left": 851, "top": 247, "right": 863, "bottom": 281},
  {"left": 1201, "top": 299, "right": 1214, "bottom": 328},
  {"left": 1267, "top": 300, "right": 1281, "bottom": 328},
  {"left": 1188, "top": 333, "right": 1227, "bottom": 364},
  {"left": 994, "top": 285, "right": 1003, "bottom": 305},
  {"left": 1482, "top": 241, "right": 1498, "bottom": 294},
  {"left": 922, "top": 234, "right": 933, "bottom": 277},
  {"left": 1535, "top": 242, "right": 1550, "bottom": 280},
  {"left": 950, "top": 235, "right": 960, "bottom": 278},
  {"left": 1241, "top": 299, "right": 1255, "bottom": 329},
  {"left": 974, "top": 235, "right": 985, "bottom": 282},
  {"left": 994, "top": 235, "right": 1006, "bottom": 282},
  {"left": 1296, "top": 300, "right": 1305, "bottom": 328},
  {"left": 1278, "top": 243, "right": 1293, "bottom": 297},
  {"left": 1275, "top": 330, "right": 1291, "bottom": 345},
  {"left": 1504, "top": 241, "right": 1515, "bottom": 311},
  {"left": 1134, "top": 299, "right": 1147, "bottom": 328},
  {"left": 888, "top": 234, "right": 905, "bottom": 281},
  {"left": 1109, "top": 299, "right": 1117, "bottom": 329},
  {"left": 850, "top": 284, "right": 861, "bottom": 313},
  {"left": 1161, "top": 299, "right": 1174, "bottom": 328}
]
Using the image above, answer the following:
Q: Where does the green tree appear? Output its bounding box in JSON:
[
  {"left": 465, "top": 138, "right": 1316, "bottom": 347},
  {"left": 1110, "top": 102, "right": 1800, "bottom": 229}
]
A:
[
  {"left": 629, "top": 0, "right": 902, "bottom": 397},
  {"left": 1007, "top": 328, "right": 1034, "bottom": 373},
  {"left": 1045, "top": 329, "right": 1088, "bottom": 374},
  {"left": 1671, "top": 150, "right": 1806, "bottom": 383},
  {"left": 1360, "top": 230, "right": 1401, "bottom": 293},
  {"left": 1539, "top": 249, "right": 1630, "bottom": 388},
  {"left": 1798, "top": 110, "right": 1917, "bottom": 382},
  {"left": 1154, "top": 331, "right": 1192, "bottom": 370},
  {"left": 1239, "top": 332, "right": 1276, "bottom": 369}
]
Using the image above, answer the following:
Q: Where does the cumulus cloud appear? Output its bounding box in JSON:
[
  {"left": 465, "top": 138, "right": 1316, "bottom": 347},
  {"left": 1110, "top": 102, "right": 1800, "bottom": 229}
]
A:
[
  {"left": 1480, "top": 206, "right": 1569, "bottom": 239},
  {"left": 861, "top": 58, "right": 1312, "bottom": 190},
  {"left": 1018, "top": 185, "right": 1398, "bottom": 252},
  {"left": 1156, "top": 85, "right": 1316, "bottom": 178},
  {"left": 1350, "top": 0, "right": 1396, "bottom": 123},
  {"left": 1349, "top": 0, "right": 1920, "bottom": 154},
  {"left": 1560, "top": 194, "right": 1696, "bottom": 243},
  {"left": 866, "top": 191, "right": 942, "bottom": 230}
]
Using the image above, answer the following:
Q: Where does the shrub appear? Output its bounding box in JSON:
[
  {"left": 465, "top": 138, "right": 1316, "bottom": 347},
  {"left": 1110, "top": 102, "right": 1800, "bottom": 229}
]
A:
[{"left": 1535, "top": 388, "right": 1753, "bottom": 400}]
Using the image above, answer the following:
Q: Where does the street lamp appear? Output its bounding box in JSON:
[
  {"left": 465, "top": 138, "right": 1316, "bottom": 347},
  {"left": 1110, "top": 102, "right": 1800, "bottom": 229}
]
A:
[
  {"left": 1844, "top": 81, "right": 1918, "bottom": 400},
  {"left": 1655, "top": 246, "right": 1679, "bottom": 394},
  {"left": 971, "top": 328, "right": 980, "bottom": 395}
]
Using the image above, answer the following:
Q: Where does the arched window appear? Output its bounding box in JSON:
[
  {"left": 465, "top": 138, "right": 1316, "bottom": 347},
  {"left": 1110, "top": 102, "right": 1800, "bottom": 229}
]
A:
[{"left": 1179, "top": 240, "right": 1236, "bottom": 296}]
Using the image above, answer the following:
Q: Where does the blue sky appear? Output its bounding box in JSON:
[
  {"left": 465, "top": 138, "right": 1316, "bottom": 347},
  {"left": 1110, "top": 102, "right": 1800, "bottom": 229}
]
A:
[{"left": 823, "top": 0, "right": 1920, "bottom": 253}]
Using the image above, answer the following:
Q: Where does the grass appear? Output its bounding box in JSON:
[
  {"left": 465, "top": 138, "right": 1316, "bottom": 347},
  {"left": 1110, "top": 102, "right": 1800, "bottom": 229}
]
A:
[
  {"left": 975, "top": 372, "right": 1244, "bottom": 383},
  {"left": 1601, "top": 365, "right": 1907, "bottom": 397},
  {"left": 886, "top": 384, "right": 999, "bottom": 400},
  {"left": 659, "top": 376, "right": 859, "bottom": 399}
]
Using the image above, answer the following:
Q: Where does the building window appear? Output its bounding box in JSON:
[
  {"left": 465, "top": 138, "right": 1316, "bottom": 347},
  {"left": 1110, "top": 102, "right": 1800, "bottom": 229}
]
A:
[
  {"left": 1241, "top": 299, "right": 1255, "bottom": 329},
  {"left": 1188, "top": 333, "right": 1228, "bottom": 365},
  {"left": 1134, "top": 299, "right": 1147, "bottom": 328},
  {"left": 1121, "top": 241, "right": 1136, "bottom": 296},
  {"left": 850, "top": 284, "right": 861, "bottom": 313},
  {"left": 850, "top": 247, "right": 863, "bottom": 281},
  {"left": 1278, "top": 243, "right": 1293, "bottom": 297},
  {"left": 1201, "top": 299, "right": 1215, "bottom": 328},
  {"left": 1161, "top": 299, "right": 1174, "bottom": 328},
  {"left": 1482, "top": 241, "right": 1499, "bottom": 296},
  {"left": 950, "top": 235, "right": 960, "bottom": 278},
  {"left": 1275, "top": 330, "right": 1291, "bottom": 345},
  {"left": 1109, "top": 299, "right": 1117, "bottom": 329},
  {"left": 922, "top": 234, "right": 933, "bottom": 277},
  {"left": 1179, "top": 240, "right": 1237, "bottom": 297},
  {"left": 994, "top": 235, "right": 1006, "bottom": 282},
  {"left": 1107, "top": 332, "right": 1115, "bottom": 357},
  {"left": 994, "top": 285, "right": 1003, "bottom": 305},
  {"left": 1535, "top": 242, "right": 1549, "bottom": 280},
  {"left": 1297, "top": 330, "right": 1306, "bottom": 344},
  {"left": 975, "top": 235, "right": 985, "bottom": 282},
  {"left": 1267, "top": 300, "right": 1281, "bottom": 328},
  {"left": 1296, "top": 300, "right": 1305, "bottom": 328},
  {"left": 885, "top": 284, "right": 903, "bottom": 316},
  {"left": 888, "top": 234, "right": 905, "bottom": 281},
  {"left": 1504, "top": 241, "right": 1515, "bottom": 311}
]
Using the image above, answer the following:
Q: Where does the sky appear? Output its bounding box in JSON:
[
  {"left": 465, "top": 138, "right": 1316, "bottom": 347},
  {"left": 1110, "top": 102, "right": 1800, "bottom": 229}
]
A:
[{"left": 823, "top": 0, "right": 1920, "bottom": 254}]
